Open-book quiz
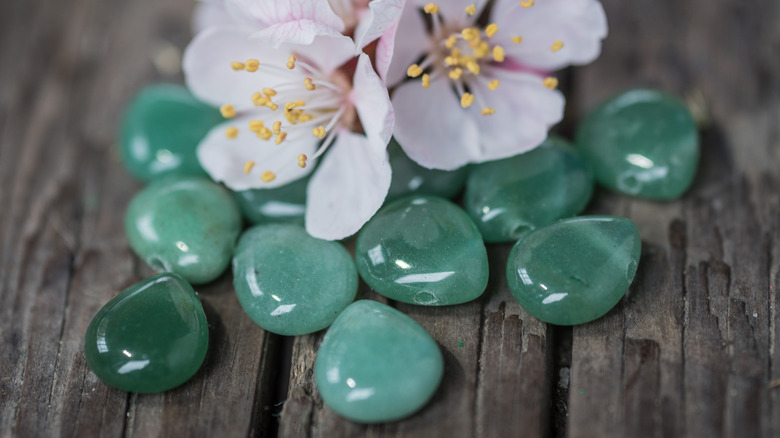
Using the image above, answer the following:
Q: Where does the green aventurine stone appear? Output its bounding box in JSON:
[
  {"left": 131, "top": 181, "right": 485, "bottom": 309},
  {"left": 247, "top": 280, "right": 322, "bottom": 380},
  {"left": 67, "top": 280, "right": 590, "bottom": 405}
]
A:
[
  {"left": 314, "top": 300, "right": 444, "bottom": 423},
  {"left": 386, "top": 139, "right": 470, "bottom": 201},
  {"left": 233, "top": 175, "right": 309, "bottom": 225},
  {"left": 506, "top": 216, "right": 641, "bottom": 326},
  {"left": 120, "top": 84, "right": 223, "bottom": 181},
  {"left": 125, "top": 177, "right": 242, "bottom": 285},
  {"left": 464, "top": 136, "right": 593, "bottom": 243},
  {"left": 84, "top": 273, "right": 209, "bottom": 393},
  {"left": 575, "top": 89, "right": 699, "bottom": 199},
  {"left": 232, "top": 224, "right": 358, "bottom": 336},
  {"left": 356, "top": 196, "right": 488, "bottom": 306}
]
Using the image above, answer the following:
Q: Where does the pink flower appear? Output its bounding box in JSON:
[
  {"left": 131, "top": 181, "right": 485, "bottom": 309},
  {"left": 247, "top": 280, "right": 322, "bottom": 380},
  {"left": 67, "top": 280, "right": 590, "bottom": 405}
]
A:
[
  {"left": 183, "top": 28, "right": 394, "bottom": 240},
  {"left": 387, "top": 0, "right": 608, "bottom": 170}
]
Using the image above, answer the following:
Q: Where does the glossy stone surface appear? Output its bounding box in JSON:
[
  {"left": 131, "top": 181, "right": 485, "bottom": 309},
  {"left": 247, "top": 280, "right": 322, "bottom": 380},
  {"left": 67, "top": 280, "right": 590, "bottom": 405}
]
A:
[
  {"left": 84, "top": 273, "right": 208, "bottom": 393},
  {"left": 576, "top": 89, "right": 699, "bottom": 199},
  {"left": 506, "top": 216, "right": 641, "bottom": 326},
  {"left": 232, "top": 224, "right": 358, "bottom": 336},
  {"left": 125, "top": 177, "right": 242, "bottom": 284},
  {"left": 356, "top": 196, "right": 488, "bottom": 306},
  {"left": 464, "top": 136, "right": 594, "bottom": 243},
  {"left": 120, "top": 84, "right": 223, "bottom": 181},
  {"left": 314, "top": 300, "right": 443, "bottom": 423},
  {"left": 233, "top": 175, "right": 309, "bottom": 225},
  {"left": 386, "top": 139, "right": 470, "bottom": 202}
]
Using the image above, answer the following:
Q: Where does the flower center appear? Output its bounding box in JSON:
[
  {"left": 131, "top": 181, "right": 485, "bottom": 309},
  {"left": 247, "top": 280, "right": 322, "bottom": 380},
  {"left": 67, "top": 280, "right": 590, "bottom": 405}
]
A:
[{"left": 220, "top": 54, "right": 351, "bottom": 183}]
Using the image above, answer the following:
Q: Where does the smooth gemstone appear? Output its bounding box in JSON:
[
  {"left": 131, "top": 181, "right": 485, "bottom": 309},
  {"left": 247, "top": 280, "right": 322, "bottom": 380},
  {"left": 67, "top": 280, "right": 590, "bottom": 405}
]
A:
[
  {"left": 464, "top": 136, "right": 594, "bottom": 243},
  {"left": 125, "top": 177, "right": 242, "bottom": 284},
  {"left": 232, "top": 224, "right": 358, "bottom": 336},
  {"left": 233, "top": 175, "right": 309, "bottom": 225},
  {"left": 120, "top": 84, "right": 223, "bottom": 181},
  {"left": 356, "top": 196, "right": 488, "bottom": 306},
  {"left": 506, "top": 216, "right": 641, "bottom": 325},
  {"left": 314, "top": 300, "right": 444, "bottom": 423},
  {"left": 575, "top": 89, "right": 699, "bottom": 199},
  {"left": 386, "top": 139, "right": 470, "bottom": 202},
  {"left": 84, "top": 273, "right": 209, "bottom": 393}
]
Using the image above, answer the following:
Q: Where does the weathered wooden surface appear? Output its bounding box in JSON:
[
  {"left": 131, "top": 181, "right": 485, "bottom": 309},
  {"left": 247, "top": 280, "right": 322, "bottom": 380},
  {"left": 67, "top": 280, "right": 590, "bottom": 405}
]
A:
[{"left": 0, "top": 0, "right": 778, "bottom": 437}]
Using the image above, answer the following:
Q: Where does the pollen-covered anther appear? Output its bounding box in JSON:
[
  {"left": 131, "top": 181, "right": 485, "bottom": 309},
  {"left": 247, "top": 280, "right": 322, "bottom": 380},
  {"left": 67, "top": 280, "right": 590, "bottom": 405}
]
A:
[
  {"left": 423, "top": 3, "right": 439, "bottom": 14},
  {"left": 421, "top": 74, "right": 431, "bottom": 88},
  {"left": 312, "top": 126, "right": 326, "bottom": 139},
  {"left": 445, "top": 56, "right": 458, "bottom": 66},
  {"left": 485, "top": 24, "right": 499, "bottom": 38},
  {"left": 249, "top": 120, "right": 264, "bottom": 132},
  {"left": 449, "top": 68, "right": 463, "bottom": 80},
  {"left": 266, "top": 102, "right": 279, "bottom": 111},
  {"left": 261, "top": 171, "right": 276, "bottom": 182},
  {"left": 243, "top": 161, "right": 255, "bottom": 174},
  {"left": 465, "top": 4, "right": 476, "bottom": 15},
  {"left": 465, "top": 60, "right": 480, "bottom": 75},
  {"left": 551, "top": 40, "right": 564, "bottom": 52},
  {"left": 462, "top": 28, "right": 480, "bottom": 41},
  {"left": 520, "top": 0, "right": 534, "bottom": 8},
  {"left": 445, "top": 35, "right": 457, "bottom": 49},
  {"left": 298, "top": 154, "right": 308, "bottom": 168},
  {"left": 230, "top": 61, "right": 245, "bottom": 71},
  {"left": 512, "top": 36, "right": 523, "bottom": 44},
  {"left": 273, "top": 121, "right": 282, "bottom": 135},
  {"left": 220, "top": 104, "right": 236, "bottom": 119},
  {"left": 493, "top": 46, "right": 505, "bottom": 62},
  {"left": 225, "top": 126, "right": 239, "bottom": 138},
  {"left": 257, "top": 127, "right": 272, "bottom": 140},
  {"left": 482, "top": 107, "right": 495, "bottom": 116},
  {"left": 488, "top": 79, "right": 500, "bottom": 90},
  {"left": 407, "top": 64, "right": 424, "bottom": 78},
  {"left": 286, "top": 56, "right": 296, "bottom": 70},
  {"left": 543, "top": 77, "right": 559, "bottom": 90},
  {"left": 304, "top": 77, "right": 316, "bottom": 91},
  {"left": 461, "top": 93, "right": 475, "bottom": 108},
  {"left": 244, "top": 59, "right": 260, "bottom": 72},
  {"left": 275, "top": 132, "right": 287, "bottom": 145},
  {"left": 263, "top": 88, "right": 277, "bottom": 97}
]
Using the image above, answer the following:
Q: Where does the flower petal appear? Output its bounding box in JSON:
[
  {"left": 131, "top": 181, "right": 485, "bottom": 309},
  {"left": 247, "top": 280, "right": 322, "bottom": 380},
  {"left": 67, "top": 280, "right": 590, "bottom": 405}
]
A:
[
  {"left": 225, "top": 0, "right": 345, "bottom": 46},
  {"left": 431, "top": 0, "right": 487, "bottom": 25},
  {"left": 197, "top": 115, "right": 318, "bottom": 191},
  {"left": 183, "top": 27, "right": 294, "bottom": 111},
  {"left": 468, "top": 67, "right": 565, "bottom": 160},
  {"left": 391, "top": 76, "right": 481, "bottom": 170},
  {"left": 306, "top": 131, "right": 391, "bottom": 240},
  {"left": 192, "top": 0, "right": 237, "bottom": 34},
  {"left": 353, "top": 0, "right": 405, "bottom": 51},
  {"left": 351, "top": 53, "right": 394, "bottom": 148},
  {"left": 492, "top": 0, "right": 608, "bottom": 70},
  {"left": 288, "top": 33, "right": 357, "bottom": 74},
  {"left": 384, "top": 1, "right": 432, "bottom": 87}
]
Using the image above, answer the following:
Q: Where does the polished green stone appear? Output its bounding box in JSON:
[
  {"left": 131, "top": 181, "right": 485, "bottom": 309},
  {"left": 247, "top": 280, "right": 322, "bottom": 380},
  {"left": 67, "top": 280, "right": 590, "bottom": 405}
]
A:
[
  {"left": 386, "top": 139, "right": 470, "bottom": 202},
  {"left": 575, "top": 89, "right": 699, "bottom": 199},
  {"left": 84, "top": 273, "right": 208, "bottom": 393},
  {"left": 314, "top": 300, "right": 444, "bottom": 423},
  {"left": 125, "top": 177, "right": 242, "bottom": 284},
  {"left": 120, "top": 84, "right": 223, "bottom": 181},
  {"left": 233, "top": 175, "right": 309, "bottom": 225},
  {"left": 232, "top": 224, "right": 358, "bottom": 336},
  {"left": 506, "top": 216, "right": 641, "bottom": 325},
  {"left": 464, "top": 136, "right": 594, "bottom": 243},
  {"left": 356, "top": 196, "right": 488, "bottom": 306}
]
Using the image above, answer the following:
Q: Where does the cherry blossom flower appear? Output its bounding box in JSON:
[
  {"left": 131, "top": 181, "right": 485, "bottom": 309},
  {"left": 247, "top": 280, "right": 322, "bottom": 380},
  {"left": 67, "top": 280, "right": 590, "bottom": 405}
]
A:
[
  {"left": 387, "top": 0, "right": 608, "bottom": 170},
  {"left": 183, "top": 29, "right": 394, "bottom": 240}
]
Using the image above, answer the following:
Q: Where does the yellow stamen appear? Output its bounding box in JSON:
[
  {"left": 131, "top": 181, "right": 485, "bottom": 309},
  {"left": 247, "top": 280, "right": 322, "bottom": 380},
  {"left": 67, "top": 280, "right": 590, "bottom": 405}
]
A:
[
  {"left": 298, "top": 154, "right": 308, "bottom": 168},
  {"left": 423, "top": 3, "right": 439, "bottom": 14},
  {"left": 485, "top": 24, "right": 498, "bottom": 38},
  {"left": 488, "top": 79, "right": 500, "bottom": 90},
  {"left": 249, "top": 120, "right": 264, "bottom": 132},
  {"left": 407, "top": 64, "right": 424, "bottom": 78},
  {"left": 474, "top": 41, "right": 491, "bottom": 58},
  {"left": 465, "top": 60, "right": 480, "bottom": 75},
  {"left": 257, "top": 127, "right": 272, "bottom": 140},
  {"left": 551, "top": 40, "right": 564, "bottom": 52},
  {"left": 445, "top": 56, "right": 458, "bottom": 66},
  {"left": 512, "top": 36, "right": 524, "bottom": 44},
  {"left": 286, "top": 56, "right": 296, "bottom": 69},
  {"left": 465, "top": 4, "right": 476, "bottom": 15},
  {"left": 273, "top": 121, "right": 282, "bottom": 135},
  {"left": 304, "top": 77, "right": 316, "bottom": 91},
  {"left": 261, "top": 171, "right": 276, "bottom": 182},
  {"left": 493, "top": 45, "right": 505, "bottom": 62},
  {"left": 244, "top": 59, "right": 259, "bottom": 72},
  {"left": 445, "top": 35, "right": 457, "bottom": 49},
  {"left": 543, "top": 77, "right": 559, "bottom": 90},
  {"left": 225, "top": 126, "right": 239, "bottom": 138},
  {"left": 313, "top": 126, "right": 326, "bottom": 139},
  {"left": 520, "top": 0, "right": 534, "bottom": 8},
  {"left": 421, "top": 74, "right": 431, "bottom": 88},
  {"left": 462, "top": 27, "right": 479, "bottom": 41},
  {"left": 263, "top": 88, "right": 277, "bottom": 97},
  {"left": 481, "top": 107, "right": 495, "bottom": 116},
  {"left": 268, "top": 103, "right": 279, "bottom": 111},
  {"left": 253, "top": 95, "right": 269, "bottom": 107},
  {"left": 243, "top": 161, "right": 255, "bottom": 174},
  {"left": 230, "top": 61, "right": 245, "bottom": 71},
  {"left": 275, "top": 132, "right": 287, "bottom": 145},
  {"left": 449, "top": 68, "right": 463, "bottom": 80},
  {"left": 461, "top": 93, "right": 475, "bottom": 108},
  {"left": 220, "top": 104, "right": 236, "bottom": 119}
]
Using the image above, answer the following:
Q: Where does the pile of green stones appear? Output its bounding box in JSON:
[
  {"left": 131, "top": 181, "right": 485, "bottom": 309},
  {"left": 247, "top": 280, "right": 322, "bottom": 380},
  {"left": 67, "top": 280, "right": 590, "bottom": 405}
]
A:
[{"left": 84, "top": 86, "right": 699, "bottom": 423}]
